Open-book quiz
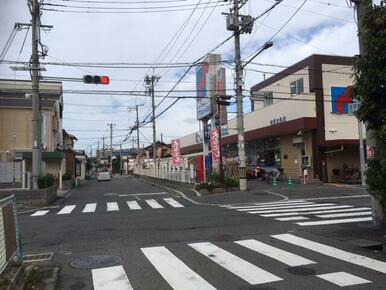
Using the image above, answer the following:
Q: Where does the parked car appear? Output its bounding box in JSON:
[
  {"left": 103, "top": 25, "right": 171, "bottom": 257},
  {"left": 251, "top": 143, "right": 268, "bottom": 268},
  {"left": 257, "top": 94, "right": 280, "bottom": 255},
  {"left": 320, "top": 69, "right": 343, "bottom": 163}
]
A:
[{"left": 97, "top": 168, "right": 111, "bottom": 181}]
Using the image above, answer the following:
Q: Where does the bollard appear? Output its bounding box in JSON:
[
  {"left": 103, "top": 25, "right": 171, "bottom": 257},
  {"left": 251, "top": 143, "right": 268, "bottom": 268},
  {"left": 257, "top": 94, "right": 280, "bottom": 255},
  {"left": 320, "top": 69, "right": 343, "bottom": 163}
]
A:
[{"left": 272, "top": 177, "right": 277, "bottom": 189}]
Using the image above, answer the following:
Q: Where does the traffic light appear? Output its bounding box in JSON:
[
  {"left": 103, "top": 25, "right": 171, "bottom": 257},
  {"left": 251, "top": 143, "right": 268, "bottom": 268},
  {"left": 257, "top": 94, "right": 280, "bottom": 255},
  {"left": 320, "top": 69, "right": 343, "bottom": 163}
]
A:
[
  {"left": 216, "top": 95, "right": 232, "bottom": 106},
  {"left": 83, "top": 75, "right": 110, "bottom": 85},
  {"left": 240, "top": 15, "right": 254, "bottom": 34}
]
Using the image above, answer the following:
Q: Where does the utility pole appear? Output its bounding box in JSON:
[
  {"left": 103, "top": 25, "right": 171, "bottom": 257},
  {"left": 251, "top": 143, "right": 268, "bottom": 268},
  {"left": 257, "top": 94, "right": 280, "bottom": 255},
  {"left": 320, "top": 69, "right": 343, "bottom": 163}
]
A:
[
  {"left": 145, "top": 74, "right": 160, "bottom": 169},
  {"left": 97, "top": 141, "right": 100, "bottom": 163},
  {"left": 29, "top": 0, "right": 42, "bottom": 189},
  {"left": 119, "top": 144, "right": 122, "bottom": 175},
  {"left": 136, "top": 105, "right": 141, "bottom": 160},
  {"left": 352, "top": 0, "right": 384, "bottom": 227},
  {"left": 107, "top": 123, "right": 115, "bottom": 170},
  {"left": 233, "top": 0, "right": 247, "bottom": 190},
  {"left": 102, "top": 137, "right": 105, "bottom": 165}
]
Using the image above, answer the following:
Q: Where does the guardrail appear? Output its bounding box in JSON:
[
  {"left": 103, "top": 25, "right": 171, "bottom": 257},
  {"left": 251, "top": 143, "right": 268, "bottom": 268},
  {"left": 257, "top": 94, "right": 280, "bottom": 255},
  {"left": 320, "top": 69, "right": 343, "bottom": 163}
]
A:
[
  {"left": 0, "top": 195, "right": 23, "bottom": 274},
  {"left": 134, "top": 167, "right": 195, "bottom": 184}
]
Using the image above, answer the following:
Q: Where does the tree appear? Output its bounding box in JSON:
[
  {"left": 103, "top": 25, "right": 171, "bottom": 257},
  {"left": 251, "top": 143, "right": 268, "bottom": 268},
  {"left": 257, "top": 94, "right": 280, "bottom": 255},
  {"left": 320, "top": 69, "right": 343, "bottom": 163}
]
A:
[{"left": 352, "top": 1, "right": 386, "bottom": 210}]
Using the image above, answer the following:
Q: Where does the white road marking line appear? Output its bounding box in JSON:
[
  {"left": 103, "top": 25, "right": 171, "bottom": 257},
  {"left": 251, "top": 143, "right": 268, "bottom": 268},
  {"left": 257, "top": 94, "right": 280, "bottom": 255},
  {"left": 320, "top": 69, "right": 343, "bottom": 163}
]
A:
[
  {"left": 145, "top": 199, "right": 164, "bottom": 209},
  {"left": 275, "top": 216, "right": 309, "bottom": 221},
  {"left": 225, "top": 200, "right": 306, "bottom": 209},
  {"left": 82, "top": 203, "right": 97, "bottom": 213},
  {"left": 163, "top": 198, "right": 184, "bottom": 208},
  {"left": 57, "top": 205, "right": 76, "bottom": 215},
  {"left": 316, "top": 211, "right": 372, "bottom": 219},
  {"left": 316, "top": 272, "right": 371, "bottom": 287},
  {"left": 235, "top": 202, "right": 314, "bottom": 211},
  {"left": 260, "top": 207, "right": 371, "bottom": 217},
  {"left": 126, "top": 201, "right": 142, "bottom": 210},
  {"left": 106, "top": 202, "right": 119, "bottom": 211},
  {"left": 119, "top": 192, "right": 167, "bottom": 197},
  {"left": 92, "top": 265, "right": 133, "bottom": 290},
  {"left": 141, "top": 246, "right": 216, "bottom": 290},
  {"left": 248, "top": 205, "right": 353, "bottom": 214},
  {"left": 303, "top": 194, "right": 369, "bottom": 201},
  {"left": 272, "top": 233, "right": 386, "bottom": 274},
  {"left": 189, "top": 242, "right": 282, "bottom": 285},
  {"left": 235, "top": 239, "right": 316, "bottom": 267},
  {"left": 31, "top": 210, "right": 50, "bottom": 216},
  {"left": 237, "top": 203, "right": 331, "bottom": 212},
  {"left": 296, "top": 217, "right": 373, "bottom": 226}
]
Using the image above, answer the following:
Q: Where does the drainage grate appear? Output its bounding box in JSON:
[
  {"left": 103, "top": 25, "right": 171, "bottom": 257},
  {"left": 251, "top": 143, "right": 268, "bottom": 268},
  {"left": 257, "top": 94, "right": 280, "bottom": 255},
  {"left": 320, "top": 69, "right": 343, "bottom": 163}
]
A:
[
  {"left": 24, "top": 252, "right": 54, "bottom": 263},
  {"left": 70, "top": 255, "right": 122, "bottom": 269}
]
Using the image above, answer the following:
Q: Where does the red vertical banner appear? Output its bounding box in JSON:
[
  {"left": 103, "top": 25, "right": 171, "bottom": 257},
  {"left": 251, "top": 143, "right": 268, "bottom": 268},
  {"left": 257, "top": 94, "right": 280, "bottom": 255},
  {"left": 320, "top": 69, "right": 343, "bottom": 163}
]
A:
[
  {"left": 210, "top": 128, "right": 220, "bottom": 163},
  {"left": 171, "top": 139, "right": 182, "bottom": 167}
]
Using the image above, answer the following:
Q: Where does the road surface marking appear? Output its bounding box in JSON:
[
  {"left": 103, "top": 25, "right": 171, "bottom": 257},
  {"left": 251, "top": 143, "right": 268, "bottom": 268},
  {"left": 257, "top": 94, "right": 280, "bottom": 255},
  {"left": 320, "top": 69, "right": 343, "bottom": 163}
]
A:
[
  {"left": 92, "top": 265, "right": 133, "bottom": 290},
  {"left": 296, "top": 217, "right": 373, "bottom": 226},
  {"left": 57, "top": 205, "right": 76, "bottom": 215},
  {"left": 303, "top": 195, "right": 369, "bottom": 201},
  {"left": 248, "top": 205, "right": 353, "bottom": 214},
  {"left": 164, "top": 198, "right": 184, "bottom": 208},
  {"left": 145, "top": 199, "right": 164, "bottom": 209},
  {"left": 316, "top": 211, "right": 372, "bottom": 219},
  {"left": 31, "top": 210, "right": 50, "bottom": 216},
  {"left": 126, "top": 201, "right": 141, "bottom": 210},
  {"left": 82, "top": 203, "right": 97, "bottom": 213},
  {"left": 119, "top": 192, "right": 167, "bottom": 196},
  {"left": 235, "top": 202, "right": 314, "bottom": 211},
  {"left": 225, "top": 200, "right": 307, "bottom": 209},
  {"left": 272, "top": 233, "right": 386, "bottom": 274},
  {"left": 237, "top": 203, "right": 333, "bottom": 212},
  {"left": 260, "top": 207, "right": 371, "bottom": 217},
  {"left": 235, "top": 239, "right": 316, "bottom": 267},
  {"left": 141, "top": 246, "right": 216, "bottom": 290},
  {"left": 275, "top": 216, "right": 309, "bottom": 221},
  {"left": 316, "top": 272, "right": 371, "bottom": 287},
  {"left": 106, "top": 202, "right": 119, "bottom": 211},
  {"left": 189, "top": 242, "right": 282, "bottom": 285}
]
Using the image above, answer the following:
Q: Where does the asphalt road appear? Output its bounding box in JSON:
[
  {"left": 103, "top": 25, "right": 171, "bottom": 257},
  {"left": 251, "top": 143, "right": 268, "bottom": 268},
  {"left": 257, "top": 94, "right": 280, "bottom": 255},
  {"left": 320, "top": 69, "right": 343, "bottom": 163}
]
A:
[{"left": 18, "top": 176, "right": 386, "bottom": 290}]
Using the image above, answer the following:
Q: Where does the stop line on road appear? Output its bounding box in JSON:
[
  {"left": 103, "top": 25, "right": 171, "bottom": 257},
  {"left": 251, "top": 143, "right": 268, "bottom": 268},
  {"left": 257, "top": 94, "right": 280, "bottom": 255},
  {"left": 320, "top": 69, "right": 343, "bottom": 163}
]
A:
[
  {"left": 91, "top": 233, "right": 383, "bottom": 289},
  {"left": 223, "top": 200, "right": 373, "bottom": 226},
  {"left": 29, "top": 197, "right": 187, "bottom": 217}
]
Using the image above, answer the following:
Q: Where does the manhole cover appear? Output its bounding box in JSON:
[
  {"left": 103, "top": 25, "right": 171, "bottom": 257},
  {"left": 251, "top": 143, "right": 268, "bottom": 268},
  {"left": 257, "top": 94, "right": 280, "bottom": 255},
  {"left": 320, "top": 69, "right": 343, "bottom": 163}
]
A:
[
  {"left": 70, "top": 255, "right": 122, "bottom": 269},
  {"left": 287, "top": 266, "right": 316, "bottom": 276}
]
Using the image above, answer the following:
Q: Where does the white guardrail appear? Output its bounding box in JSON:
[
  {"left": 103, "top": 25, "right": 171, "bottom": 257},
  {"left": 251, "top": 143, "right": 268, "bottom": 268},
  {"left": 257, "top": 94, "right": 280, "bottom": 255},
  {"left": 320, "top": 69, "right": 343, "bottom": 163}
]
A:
[
  {"left": 134, "top": 167, "right": 195, "bottom": 184},
  {"left": 0, "top": 195, "right": 23, "bottom": 274}
]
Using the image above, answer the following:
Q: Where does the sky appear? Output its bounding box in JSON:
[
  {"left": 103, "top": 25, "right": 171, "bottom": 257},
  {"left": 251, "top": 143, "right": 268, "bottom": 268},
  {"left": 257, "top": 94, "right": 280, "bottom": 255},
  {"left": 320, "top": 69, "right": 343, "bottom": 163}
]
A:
[{"left": 0, "top": 0, "right": 366, "bottom": 154}]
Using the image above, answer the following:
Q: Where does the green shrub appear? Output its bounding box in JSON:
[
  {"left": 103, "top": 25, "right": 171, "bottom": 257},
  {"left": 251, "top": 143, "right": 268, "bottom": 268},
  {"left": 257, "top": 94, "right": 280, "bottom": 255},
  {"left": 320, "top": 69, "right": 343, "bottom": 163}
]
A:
[
  {"left": 207, "top": 172, "right": 220, "bottom": 184},
  {"left": 38, "top": 174, "right": 54, "bottom": 189},
  {"left": 62, "top": 172, "right": 73, "bottom": 181},
  {"left": 224, "top": 177, "right": 239, "bottom": 188}
]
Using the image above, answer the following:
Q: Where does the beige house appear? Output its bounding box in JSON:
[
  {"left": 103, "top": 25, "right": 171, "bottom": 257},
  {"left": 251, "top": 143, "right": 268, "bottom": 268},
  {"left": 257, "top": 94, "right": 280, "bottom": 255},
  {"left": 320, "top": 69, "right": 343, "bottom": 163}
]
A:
[
  {"left": 179, "top": 54, "right": 364, "bottom": 183},
  {"left": 0, "top": 79, "right": 66, "bottom": 180}
]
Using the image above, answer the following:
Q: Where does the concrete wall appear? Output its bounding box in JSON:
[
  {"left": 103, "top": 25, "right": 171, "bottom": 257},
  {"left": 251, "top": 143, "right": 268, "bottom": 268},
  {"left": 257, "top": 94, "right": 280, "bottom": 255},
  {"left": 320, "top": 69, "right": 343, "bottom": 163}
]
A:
[
  {"left": 0, "top": 185, "right": 57, "bottom": 206},
  {"left": 326, "top": 146, "right": 360, "bottom": 182}
]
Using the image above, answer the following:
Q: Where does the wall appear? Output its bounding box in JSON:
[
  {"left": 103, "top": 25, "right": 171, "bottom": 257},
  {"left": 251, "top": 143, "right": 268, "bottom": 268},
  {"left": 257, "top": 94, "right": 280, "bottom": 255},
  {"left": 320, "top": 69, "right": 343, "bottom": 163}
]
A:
[
  {"left": 322, "top": 64, "right": 364, "bottom": 141},
  {"left": 326, "top": 146, "right": 360, "bottom": 182}
]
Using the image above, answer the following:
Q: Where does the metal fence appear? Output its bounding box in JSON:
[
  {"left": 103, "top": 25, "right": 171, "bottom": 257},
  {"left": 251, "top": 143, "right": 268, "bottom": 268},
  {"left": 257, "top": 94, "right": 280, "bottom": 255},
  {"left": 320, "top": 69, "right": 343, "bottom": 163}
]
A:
[
  {"left": 0, "top": 162, "right": 22, "bottom": 184},
  {"left": 0, "top": 195, "right": 23, "bottom": 274},
  {"left": 134, "top": 167, "right": 195, "bottom": 184}
]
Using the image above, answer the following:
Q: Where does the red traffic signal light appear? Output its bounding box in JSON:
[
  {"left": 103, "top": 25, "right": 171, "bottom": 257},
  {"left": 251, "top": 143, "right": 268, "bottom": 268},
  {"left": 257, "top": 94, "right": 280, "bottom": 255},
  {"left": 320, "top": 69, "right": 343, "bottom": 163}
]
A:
[{"left": 83, "top": 75, "right": 109, "bottom": 85}]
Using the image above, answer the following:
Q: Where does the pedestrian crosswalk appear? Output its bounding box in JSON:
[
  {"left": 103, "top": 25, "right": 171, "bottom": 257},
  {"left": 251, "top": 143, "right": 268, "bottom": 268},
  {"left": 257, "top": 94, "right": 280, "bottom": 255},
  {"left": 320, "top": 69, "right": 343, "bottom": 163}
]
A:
[
  {"left": 29, "top": 197, "right": 187, "bottom": 217},
  {"left": 222, "top": 200, "right": 373, "bottom": 226},
  {"left": 90, "top": 233, "right": 385, "bottom": 289}
]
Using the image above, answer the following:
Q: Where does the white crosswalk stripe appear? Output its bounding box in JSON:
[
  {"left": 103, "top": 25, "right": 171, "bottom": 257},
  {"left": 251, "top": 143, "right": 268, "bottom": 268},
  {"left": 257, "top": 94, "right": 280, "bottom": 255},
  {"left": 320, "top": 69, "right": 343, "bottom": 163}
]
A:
[
  {"left": 272, "top": 233, "right": 386, "bottom": 274},
  {"left": 237, "top": 203, "right": 334, "bottom": 212},
  {"left": 145, "top": 199, "right": 164, "bottom": 209},
  {"left": 106, "top": 202, "right": 119, "bottom": 211},
  {"left": 316, "top": 272, "right": 371, "bottom": 287},
  {"left": 83, "top": 203, "right": 97, "bottom": 213},
  {"left": 248, "top": 205, "right": 353, "bottom": 214},
  {"left": 163, "top": 198, "right": 184, "bottom": 208},
  {"left": 228, "top": 201, "right": 313, "bottom": 210},
  {"left": 57, "top": 205, "right": 76, "bottom": 215},
  {"left": 126, "top": 201, "right": 141, "bottom": 210},
  {"left": 92, "top": 265, "right": 133, "bottom": 290},
  {"left": 141, "top": 246, "right": 216, "bottom": 290},
  {"left": 275, "top": 216, "right": 309, "bottom": 221},
  {"left": 261, "top": 207, "right": 371, "bottom": 217},
  {"left": 316, "top": 211, "right": 372, "bottom": 218},
  {"left": 235, "top": 239, "right": 316, "bottom": 266},
  {"left": 296, "top": 217, "right": 373, "bottom": 226},
  {"left": 31, "top": 210, "right": 50, "bottom": 216},
  {"left": 189, "top": 242, "right": 282, "bottom": 285}
]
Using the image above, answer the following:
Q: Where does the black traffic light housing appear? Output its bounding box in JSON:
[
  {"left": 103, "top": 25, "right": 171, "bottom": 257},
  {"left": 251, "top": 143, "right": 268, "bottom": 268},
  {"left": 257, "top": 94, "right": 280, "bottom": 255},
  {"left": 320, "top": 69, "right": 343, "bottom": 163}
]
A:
[
  {"left": 83, "top": 75, "right": 110, "bottom": 85},
  {"left": 216, "top": 95, "right": 233, "bottom": 106}
]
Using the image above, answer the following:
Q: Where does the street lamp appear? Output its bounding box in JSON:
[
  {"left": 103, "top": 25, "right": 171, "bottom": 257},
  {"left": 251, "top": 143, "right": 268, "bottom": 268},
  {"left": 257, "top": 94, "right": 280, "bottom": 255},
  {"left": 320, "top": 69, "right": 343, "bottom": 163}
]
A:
[{"left": 242, "top": 41, "right": 273, "bottom": 68}]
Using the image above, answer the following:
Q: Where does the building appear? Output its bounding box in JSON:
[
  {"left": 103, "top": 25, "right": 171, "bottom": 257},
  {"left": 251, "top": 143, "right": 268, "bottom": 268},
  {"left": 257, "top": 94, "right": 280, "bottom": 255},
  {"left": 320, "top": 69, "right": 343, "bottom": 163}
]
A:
[
  {"left": 179, "top": 54, "right": 363, "bottom": 183},
  {"left": 63, "top": 129, "right": 78, "bottom": 177},
  {"left": 0, "top": 79, "right": 66, "bottom": 181}
]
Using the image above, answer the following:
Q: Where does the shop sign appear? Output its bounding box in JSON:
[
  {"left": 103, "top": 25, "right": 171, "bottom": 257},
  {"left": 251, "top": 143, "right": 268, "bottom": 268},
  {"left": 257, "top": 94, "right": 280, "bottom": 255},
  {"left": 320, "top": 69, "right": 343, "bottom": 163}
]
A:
[
  {"left": 210, "top": 129, "right": 220, "bottom": 162},
  {"left": 270, "top": 116, "right": 286, "bottom": 126},
  {"left": 171, "top": 139, "right": 182, "bottom": 167},
  {"left": 331, "top": 86, "right": 353, "bottom": 114}
]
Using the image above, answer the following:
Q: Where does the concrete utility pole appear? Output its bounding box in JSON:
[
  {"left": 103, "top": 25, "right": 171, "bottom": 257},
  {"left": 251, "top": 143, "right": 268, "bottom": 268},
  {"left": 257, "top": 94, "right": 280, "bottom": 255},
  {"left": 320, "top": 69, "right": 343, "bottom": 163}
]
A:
[
  {"left": 353, "top": 0, "right": 384, "bottom": 227},
  {"left": 119, "top": 144, "right": 122, "bottom": 174},
  {"left": 97, "top": 141, "right": 100, "bottom": 162},
  {"left": 107, "top": 123, "right": 115, "bottom": 170},
  {"left": 145, "top": 74, "right": 160, "bottom": 169},
  {"left": 102, "top": 137, "right": 105, "bottom": 163},
  {"left": 233, "top": 0, "right": 247, "bottom": 191},
  {"left": 29, "top": 0, "right": 42, "bottom": 189},
  {"left": 135, "top": 105, "right": 142, "bottom": 162}
]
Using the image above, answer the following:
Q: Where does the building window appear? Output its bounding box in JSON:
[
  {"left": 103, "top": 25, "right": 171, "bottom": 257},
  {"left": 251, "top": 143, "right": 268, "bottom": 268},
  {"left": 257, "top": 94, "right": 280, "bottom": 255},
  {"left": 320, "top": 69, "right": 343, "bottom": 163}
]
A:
[
  {"left": 290, "top": 78, "right": 304, "bottom": 96},
  {"left": 263, "top": 91, "right": 273, "bottom": 107}
]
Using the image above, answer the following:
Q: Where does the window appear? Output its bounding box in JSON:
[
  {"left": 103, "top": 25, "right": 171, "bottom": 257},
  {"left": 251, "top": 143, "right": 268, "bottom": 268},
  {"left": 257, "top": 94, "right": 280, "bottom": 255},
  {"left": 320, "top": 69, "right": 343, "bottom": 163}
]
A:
[
  {"left": 263, "top": 91, "right": 273, "bottom": 107},
  {"left": 290, "top": 78, "right": 304, "bottom": 96}
]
